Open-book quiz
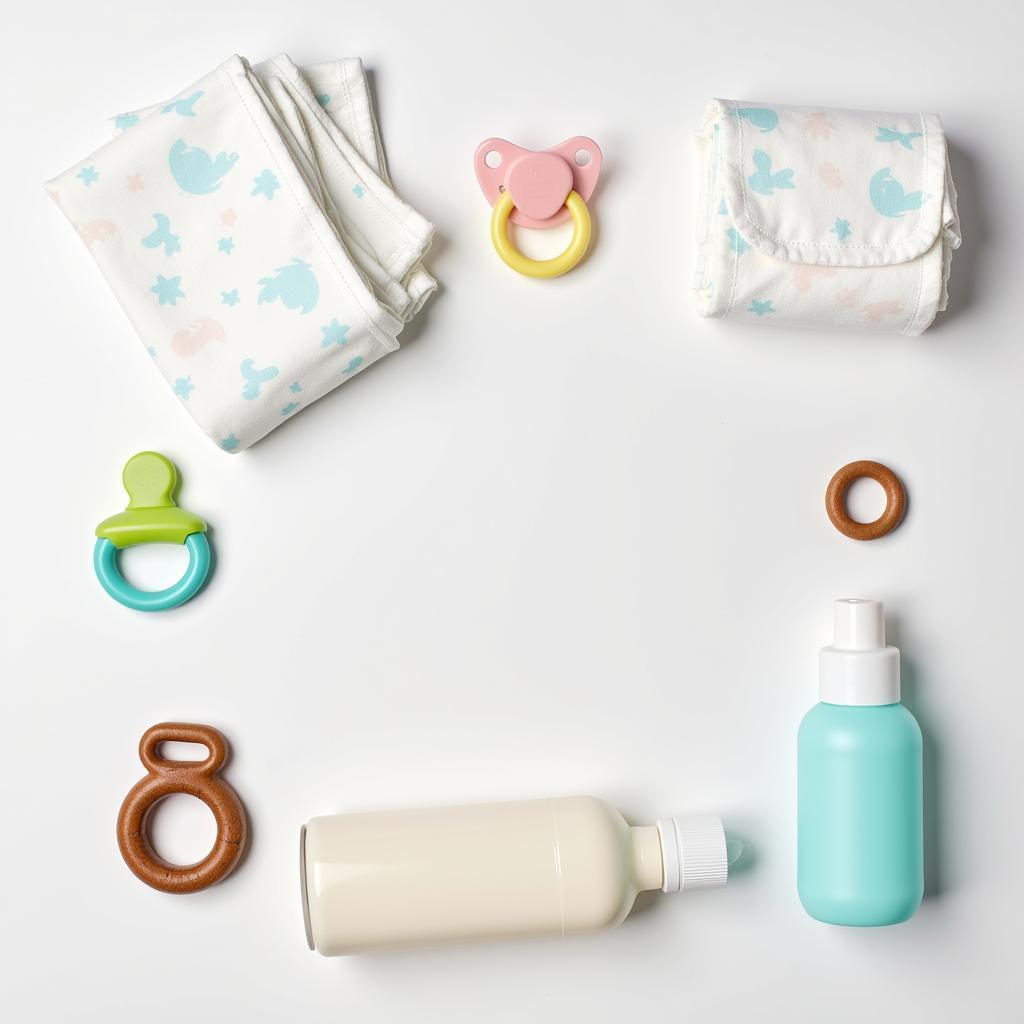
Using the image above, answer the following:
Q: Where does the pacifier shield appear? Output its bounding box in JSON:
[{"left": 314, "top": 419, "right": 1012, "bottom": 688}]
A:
[{"left": 475, "top": 137, "right": 602, "bottom": 229}]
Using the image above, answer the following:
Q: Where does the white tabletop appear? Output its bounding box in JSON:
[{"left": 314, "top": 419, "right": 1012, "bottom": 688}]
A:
[{"left": 3, "top": 1, "right": 1020, "bottom": 1020}]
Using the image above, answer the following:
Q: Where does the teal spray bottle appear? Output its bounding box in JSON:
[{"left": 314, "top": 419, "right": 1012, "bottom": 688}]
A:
[{"left": 798, "top": 599, "right": 923, "bottom": 926}]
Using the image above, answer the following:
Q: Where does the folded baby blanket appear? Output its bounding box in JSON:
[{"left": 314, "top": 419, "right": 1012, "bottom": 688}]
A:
[
  {"left": 695, "top": 99, "right": 961, "bottom": 335},
  {"left": 46, "top": 54, "right": 435, "bottom": 451}
]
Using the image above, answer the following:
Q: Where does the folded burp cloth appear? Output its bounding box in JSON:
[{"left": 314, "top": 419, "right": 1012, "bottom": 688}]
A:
[
  {"left": 695, "top": 99, "right": 961, "bottom": 335},
  {"left": 46, "top": 54, "right": 435, "bottom": 452}
]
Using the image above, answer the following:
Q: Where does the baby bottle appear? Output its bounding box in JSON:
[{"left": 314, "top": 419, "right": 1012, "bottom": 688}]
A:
[
  {"left": 301, "top": 795, "right": 743, "bottom": 954},
  {"left": 798, "top": 599, "right": 923, "bottom": 926}
]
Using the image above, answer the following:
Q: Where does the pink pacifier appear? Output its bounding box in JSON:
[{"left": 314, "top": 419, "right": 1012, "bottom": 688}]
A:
[{"left": 474, "top": 137, "right": 602, "bottom": 278}]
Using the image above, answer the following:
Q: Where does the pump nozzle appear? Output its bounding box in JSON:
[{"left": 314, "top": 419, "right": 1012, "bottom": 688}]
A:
[
  {"left": 834, "top": 598, "right": 885, "bottom": 650},
  {"left": 820, "top": 598, "right": 900, "bottom": 706}
]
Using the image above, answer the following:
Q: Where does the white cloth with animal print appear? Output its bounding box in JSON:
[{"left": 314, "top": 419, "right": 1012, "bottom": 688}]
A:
[
  {"left": 45, "top": 54, "right": 435, "bottom": 452},
  {"left": 694, "top": 99, "right": 960, "bottom": 335}
]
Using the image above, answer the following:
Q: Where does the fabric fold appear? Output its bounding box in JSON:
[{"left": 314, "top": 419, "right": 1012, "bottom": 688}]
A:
[
  {"left": 694, "top": 98, "right": 960, "bottom": 336},
  {"left": 47, "top": 54, "right": 435, "bottom": 452}
]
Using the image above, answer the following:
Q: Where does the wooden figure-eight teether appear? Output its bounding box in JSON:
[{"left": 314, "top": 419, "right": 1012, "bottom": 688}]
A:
[{"left": 116, "top": 723, "right": 247, "bottom": 894}]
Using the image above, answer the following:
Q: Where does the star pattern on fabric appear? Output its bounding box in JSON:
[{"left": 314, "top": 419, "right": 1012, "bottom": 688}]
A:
[
  {"left": 251, "top": 169, "right": 280, "bottom": 199},
  {"left": 289, "top": 381, "right": 302, "bottom": 393},
  {"left": 220, "top": 434, "right": 240, "bottom": 452},
  {"left": 319, "top": 318, "right": 350, "bottom": 347},
  {"left": 280, "top": 401, "right": 300, "bottom": 416},
  {"left": 114, "top": 113, "right": 139, "bottom": 131},
  {"left": 748, "top": 299, "right": 775, "bottom": 316},
  {"left": 151, "top": 274, "right": 185, "bottom": 305},
  {"left": 126, "top": 174, "right": 145, "bottom": 192},
  {"left": 352, "top": 184, "right": 365, "bottom": 198},
  {"left": 218, "top": 237, "right": 235, "bottom": 255},
  {"left": 804, "top": 111, "right": 835, "bottom": 139},
  {"left": 221, "top": 289, "right": 240, "bottom": 306},
  {"left": 173, "top": 376, "right": 194, "bottom": 400},
  {"left": 831, "top": 218, "right": 853, "bottom": 242},
  {"left": 78, "top": 166, "right": 99, "bottom": 187},
  {"left": 220, "top": 209, "right": 237, "bottom": 227}
]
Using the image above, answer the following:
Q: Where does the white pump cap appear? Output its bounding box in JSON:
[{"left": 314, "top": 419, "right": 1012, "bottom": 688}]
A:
[
  {"left": 656, "top": 814, "right": 729, "bottom": 893},
  {"left": 819, "top": 598, "right": 900, "bottom": 706}
]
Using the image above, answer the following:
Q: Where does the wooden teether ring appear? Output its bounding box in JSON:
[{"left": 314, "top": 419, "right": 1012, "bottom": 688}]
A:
[
  {"left": 117, "top": 723, "right": 247, "bottom": 894},
  {"left": 825, "top": 461, "right": 906, "bottom": 541}
]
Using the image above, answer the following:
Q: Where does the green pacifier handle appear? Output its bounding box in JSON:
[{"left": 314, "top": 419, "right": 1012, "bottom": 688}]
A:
[
  {"left": 95, "top": 452, "right": 207, "bottom": 548},
  {"left": 93, "top": 452, "right": 211, "bottom": 612}
]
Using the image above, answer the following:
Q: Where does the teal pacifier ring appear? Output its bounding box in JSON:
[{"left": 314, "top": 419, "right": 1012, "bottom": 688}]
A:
[
  {"left": 93, "top": 452, "right": 212, "bottom": 613},
  {"left": 94, "top": 533, "right": 211, "bottom": 612}
]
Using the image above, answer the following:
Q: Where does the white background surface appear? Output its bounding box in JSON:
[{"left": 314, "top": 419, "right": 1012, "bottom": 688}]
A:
[{"left": 2, "top": 1, "right": 1022, "bottom": 1020}]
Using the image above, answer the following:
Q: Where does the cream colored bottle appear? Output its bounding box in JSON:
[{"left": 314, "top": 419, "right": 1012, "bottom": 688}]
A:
[{"left": 301, "top": 795, "right": 737, "bottom": 955}]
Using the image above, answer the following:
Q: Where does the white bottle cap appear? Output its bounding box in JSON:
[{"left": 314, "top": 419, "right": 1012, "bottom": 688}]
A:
[
  {"left": 656, "top": 814, "right": 728, "bottom": 893},
  {"left": 819, "top": 598, "right": 900, "bottom": 706}
]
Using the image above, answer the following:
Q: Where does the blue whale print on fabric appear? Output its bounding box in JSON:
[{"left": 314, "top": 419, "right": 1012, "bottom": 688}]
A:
[
  {"left": 257, "top": 259, "right": 319, "bottom": 314},
  {"left": 240, "top": 359, "right": 279, "bottom": 400},
  {"left": 875, "top": 126, "right": 922, "bottom": 151},
  {"left": 168, "top": 139, "right": 239, "bottom": 195},
  {"left": 748, "top": 150, "right": 795, "bottom": 196},
  {"left": 869, "top": 168, "right": 928, "bottom": 218},
  {"left": 141, "top": 213, "right": 181, "bottom": 256},
  {"left": 162, "top": 91, "right": 204, "bottom": 117},
  {"left": 736, "top": 107, "right": 779, "bottom": 132},
  {"left": 726, "top": 227, "right": 750, "bottom": 255}
]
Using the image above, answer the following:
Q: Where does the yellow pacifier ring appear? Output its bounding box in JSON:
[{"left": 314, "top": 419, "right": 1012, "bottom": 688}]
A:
[{"left": 490, "top": 190, "right": 592, "bottom": 278}]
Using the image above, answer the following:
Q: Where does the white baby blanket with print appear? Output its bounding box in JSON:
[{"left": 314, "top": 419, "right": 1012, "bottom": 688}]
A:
[
  {"left": 46, "top": 54, "right": 435, "bottom": 452},
  {"left": 695, "top": 99, "right": 961, "bottom": 335}
]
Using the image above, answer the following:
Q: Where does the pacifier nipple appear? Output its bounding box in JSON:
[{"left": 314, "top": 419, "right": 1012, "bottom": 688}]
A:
[
  {"left": 123, "top": 451, "right": 178, "bottom": 510},
  {"left": 505, "top": 152, "right": 572, "bottom": 222}
]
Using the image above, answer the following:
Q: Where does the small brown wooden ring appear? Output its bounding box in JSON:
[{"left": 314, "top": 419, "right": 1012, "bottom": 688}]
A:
[
  {"left": 117, "top": 723, "right": 247, "bottom": 894},
  {"left": 825, "top": 460, "right": 906, "bottom": 541}
]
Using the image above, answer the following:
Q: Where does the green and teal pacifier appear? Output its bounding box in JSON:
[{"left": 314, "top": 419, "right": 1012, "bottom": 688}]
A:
[{"left": 93, "top": 452, "right": 211, "bottom": 612}]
